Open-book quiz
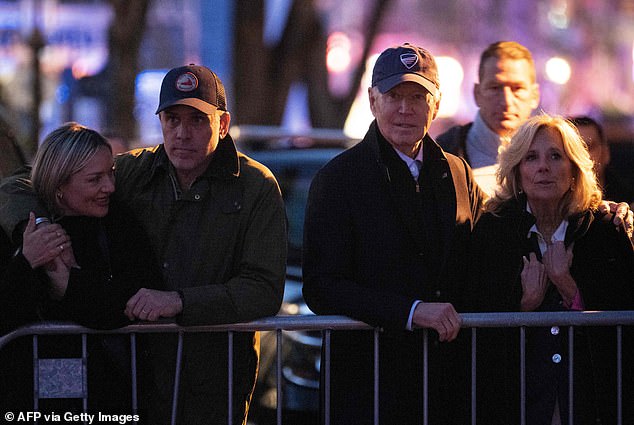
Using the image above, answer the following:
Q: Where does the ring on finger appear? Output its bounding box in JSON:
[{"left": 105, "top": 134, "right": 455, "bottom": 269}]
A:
[{"left": 59, "top": 245, "right": 64, "bottom": 251}]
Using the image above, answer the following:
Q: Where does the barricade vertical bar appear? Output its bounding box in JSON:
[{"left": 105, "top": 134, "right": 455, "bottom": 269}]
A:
[
  {"left": 228, "top": 331, "right": 234, "bottom": 425},
  {"left": 373, "top": 328, "right": 379, "bottom": 425},
  {"left": 130, "top": 333, "right": 138, "bottom": 424},
  {"left": 324, "top": 329, "right": 331, "bottom": 425},
  {"left": 276, "top": 329, "right": 283, "bottom": 425},
  {"left": 520, "top": 327, "right": 526, "bottom": 425},
  {"left": 33, "top": 335, "right": 39, "bottom": 419},
  {"left": 82, "top": 333, "right": 88, "bottom": 423},
  {"left": 617, "top": 325, "right": 622, "bottom": 425},
  {"left": 423, "top": 328, "right": 428, "bottom": 425},
  {"left": 471, "top": 328, "right": 477, "bottom": 425},
  {"left": 568, "top": 327, "right": 574, "bottom": 425},
  {"left": 171, "top": 332, "right": 184, "bottom": 425},
  {"left": 81, "top": 334, "right": 88, "bottom": 424}
]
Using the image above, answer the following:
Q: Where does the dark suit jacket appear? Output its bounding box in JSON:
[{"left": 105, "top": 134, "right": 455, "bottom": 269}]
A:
[{"left": 303, "top": 121, "right": 484, "bottom": 424}]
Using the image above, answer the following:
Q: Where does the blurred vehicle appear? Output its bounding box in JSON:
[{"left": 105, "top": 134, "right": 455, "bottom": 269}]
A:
[{"left": 234, "top": 126, "right": 354, "bottom": 425}]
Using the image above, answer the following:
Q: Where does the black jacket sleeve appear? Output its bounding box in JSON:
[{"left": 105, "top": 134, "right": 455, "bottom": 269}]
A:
[
  {"left": 45, "top": 202, "right": 165, "bottom": 330},
  {"left": 0, "top": 230, "right": 49, "bottom": 334}
]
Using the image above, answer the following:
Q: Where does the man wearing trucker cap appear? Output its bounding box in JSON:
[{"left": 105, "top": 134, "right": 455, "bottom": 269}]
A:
[
  {"left": 303, "top": 43, "right": 484, "bottom": 424},
  {"left": 118, "top": 65, "right": 287, "bottom": 425}
]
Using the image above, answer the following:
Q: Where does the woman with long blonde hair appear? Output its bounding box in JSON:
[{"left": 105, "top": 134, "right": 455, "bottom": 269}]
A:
[{"left": 468, "top": 114, "right": 633, "bottom": 424}]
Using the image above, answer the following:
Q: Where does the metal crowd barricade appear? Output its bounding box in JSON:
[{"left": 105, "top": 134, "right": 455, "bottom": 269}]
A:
[{"left": 1, "top": 311, "right": 633, "bottom": 425}]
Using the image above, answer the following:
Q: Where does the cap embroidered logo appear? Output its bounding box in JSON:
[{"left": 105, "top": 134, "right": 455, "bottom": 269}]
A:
[
  {"left": 175, "top": 72, "right": 198, "bottom": 92},
  {"left": 400, "top": 53, "right": 419, "bottom": 69}
]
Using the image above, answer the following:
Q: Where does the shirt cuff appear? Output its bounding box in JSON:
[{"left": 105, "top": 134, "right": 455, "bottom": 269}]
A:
[
  {"left": 564, "top": 290, "right": 584, "bottom": 311},
  {"left": 406, "top": 300, "right": 423, "bottom": 331}
]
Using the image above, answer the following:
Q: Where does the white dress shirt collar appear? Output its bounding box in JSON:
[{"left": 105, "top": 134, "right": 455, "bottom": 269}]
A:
[
  {"left": 393, "top": 144, "right": 423, "bottom": 179},
  {"left": 526, "top": 203, "right": 569, "bottom": 254}
]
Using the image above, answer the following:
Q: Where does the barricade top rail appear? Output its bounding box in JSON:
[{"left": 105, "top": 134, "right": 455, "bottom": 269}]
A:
[{"left": 1, "top": 311, "right": 633, "bottom": 350}]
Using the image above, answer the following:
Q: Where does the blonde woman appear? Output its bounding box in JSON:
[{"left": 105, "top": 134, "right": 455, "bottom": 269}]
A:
[
  {"left": 468, "top": 114, "right": 633, "bottom": 424},
  {"left": 0, "top": 122, "right": 162, "bottom": 415}
]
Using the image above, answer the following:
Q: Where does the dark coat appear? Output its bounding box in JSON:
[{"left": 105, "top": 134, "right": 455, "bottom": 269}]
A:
[
  {"left": 0, "top": 200, "right": 163, "bottom": 331},
  {"left": 0, "top": 200, "right": 163, "bottom": 418},
  {"left": 113, "top": 137, "right": 287, "bottom": 425},
  {"left": 603, "top": 167, "right": 634, "bottom": 205},
  {"left": 436, "top": 122, "right": 473, "bottom": 164},
  {"left": 303, "top": 121, "right": 484, "bottom": 424},
  {"left": 467, "top": 198, "right": 634, "bottom": 425}
]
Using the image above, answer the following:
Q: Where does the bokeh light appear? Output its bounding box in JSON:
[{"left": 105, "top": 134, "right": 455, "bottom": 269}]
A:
[
  {"left": 326, "top": 32, "right": 352, "bottom": 73},
  {"left": 545, "top": 57, "right": 571, "bottom": 85},
  {"left": 435, "top": 56, "right": 463, "bottom": 118}
]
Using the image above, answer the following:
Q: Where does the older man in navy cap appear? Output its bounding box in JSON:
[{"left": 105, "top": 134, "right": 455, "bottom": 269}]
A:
[{"left": 303, "top": 44, "right": 484, "bottom": 424}]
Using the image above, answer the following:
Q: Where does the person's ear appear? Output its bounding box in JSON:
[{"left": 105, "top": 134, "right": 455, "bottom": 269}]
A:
[
  {"left": 431, "top": 92, "right": 442, "bottom": 121},
  {"left": 368, "top": 87, "right": 378, "bottom": 116},
  {"left": 473, "top": 83, "right": 482, "bottom": 107},
  {"left": 219, "top": 112, "right": 231, "bottom": 138},
  {"left": 529, "top": 83, "right": 540, "bottom": 110}
]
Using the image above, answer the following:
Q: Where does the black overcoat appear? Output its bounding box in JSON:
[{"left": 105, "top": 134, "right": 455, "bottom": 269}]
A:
[
  {"left": 0, "top": 200, "right": 163, "bottom": 417},
  {"left": 303, "top": 121, "right": 484, "bottom": 424}
]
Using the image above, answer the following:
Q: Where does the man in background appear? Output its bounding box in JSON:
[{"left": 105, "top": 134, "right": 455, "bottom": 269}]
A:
[
  {"left": 437, "top": 40, "right": 539, "bottom": 195},
  {"left": 570, "top": 115, "right": 634, "bottom": 206}
]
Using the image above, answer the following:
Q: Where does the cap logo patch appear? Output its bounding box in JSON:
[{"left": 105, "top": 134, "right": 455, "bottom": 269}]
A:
[
  {"left": 400, "top": 53, "right": 419, "bottom": 69},
  {"left": 175, "top": 72, "right": 198, "bottom": 92}
]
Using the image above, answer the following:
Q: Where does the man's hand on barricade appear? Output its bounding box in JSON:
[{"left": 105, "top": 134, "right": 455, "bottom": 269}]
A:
[
  {"left": 125, "top": 288, "right": 183, "bottom": 321},
  {"left": 412, "top": 302, "right": 461, "bottom": 342},
  {"left": 45, "top": 256, "right": 71, "bottom": 300}
]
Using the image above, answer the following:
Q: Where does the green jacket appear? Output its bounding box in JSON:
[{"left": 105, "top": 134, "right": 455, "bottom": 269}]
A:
[
  {"left": 114, "top": 137, "right": 286, "bottom": 325},
  {"left": 116, "top": 136, "right": 286, "bottom": 425}
]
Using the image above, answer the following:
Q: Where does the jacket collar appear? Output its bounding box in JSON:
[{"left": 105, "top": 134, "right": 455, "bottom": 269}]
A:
[
  {"left": 365, "top": 120, "right": 456, "bottom": 258},
  {"left": 501, "top": 194, "right": 594, "bottom": 247},
  {"left": 365, "top": 120, "right": 449, "bottom": 169},
  {"left": 205, "top": 134, "right": 241, "bottom": 179},
  {"left": 150, "top": 134, "right": 241, "bottom": 185}
]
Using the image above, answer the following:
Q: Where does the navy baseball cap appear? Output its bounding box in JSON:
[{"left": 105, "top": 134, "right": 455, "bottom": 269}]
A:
[
  {"left": 371, "top": 43, "right": 440, "bottom": 97},
  {"left": 156, "top": 64, "right": 227, "bottom": 114}
]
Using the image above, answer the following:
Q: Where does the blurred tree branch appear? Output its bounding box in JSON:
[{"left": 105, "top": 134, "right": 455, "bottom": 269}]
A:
[
  {"left": 233, "top": 0, "right": 391, "bottom": 129},
  {"left": 103, "top": 0, "right": 150, "bottom": 147}
]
